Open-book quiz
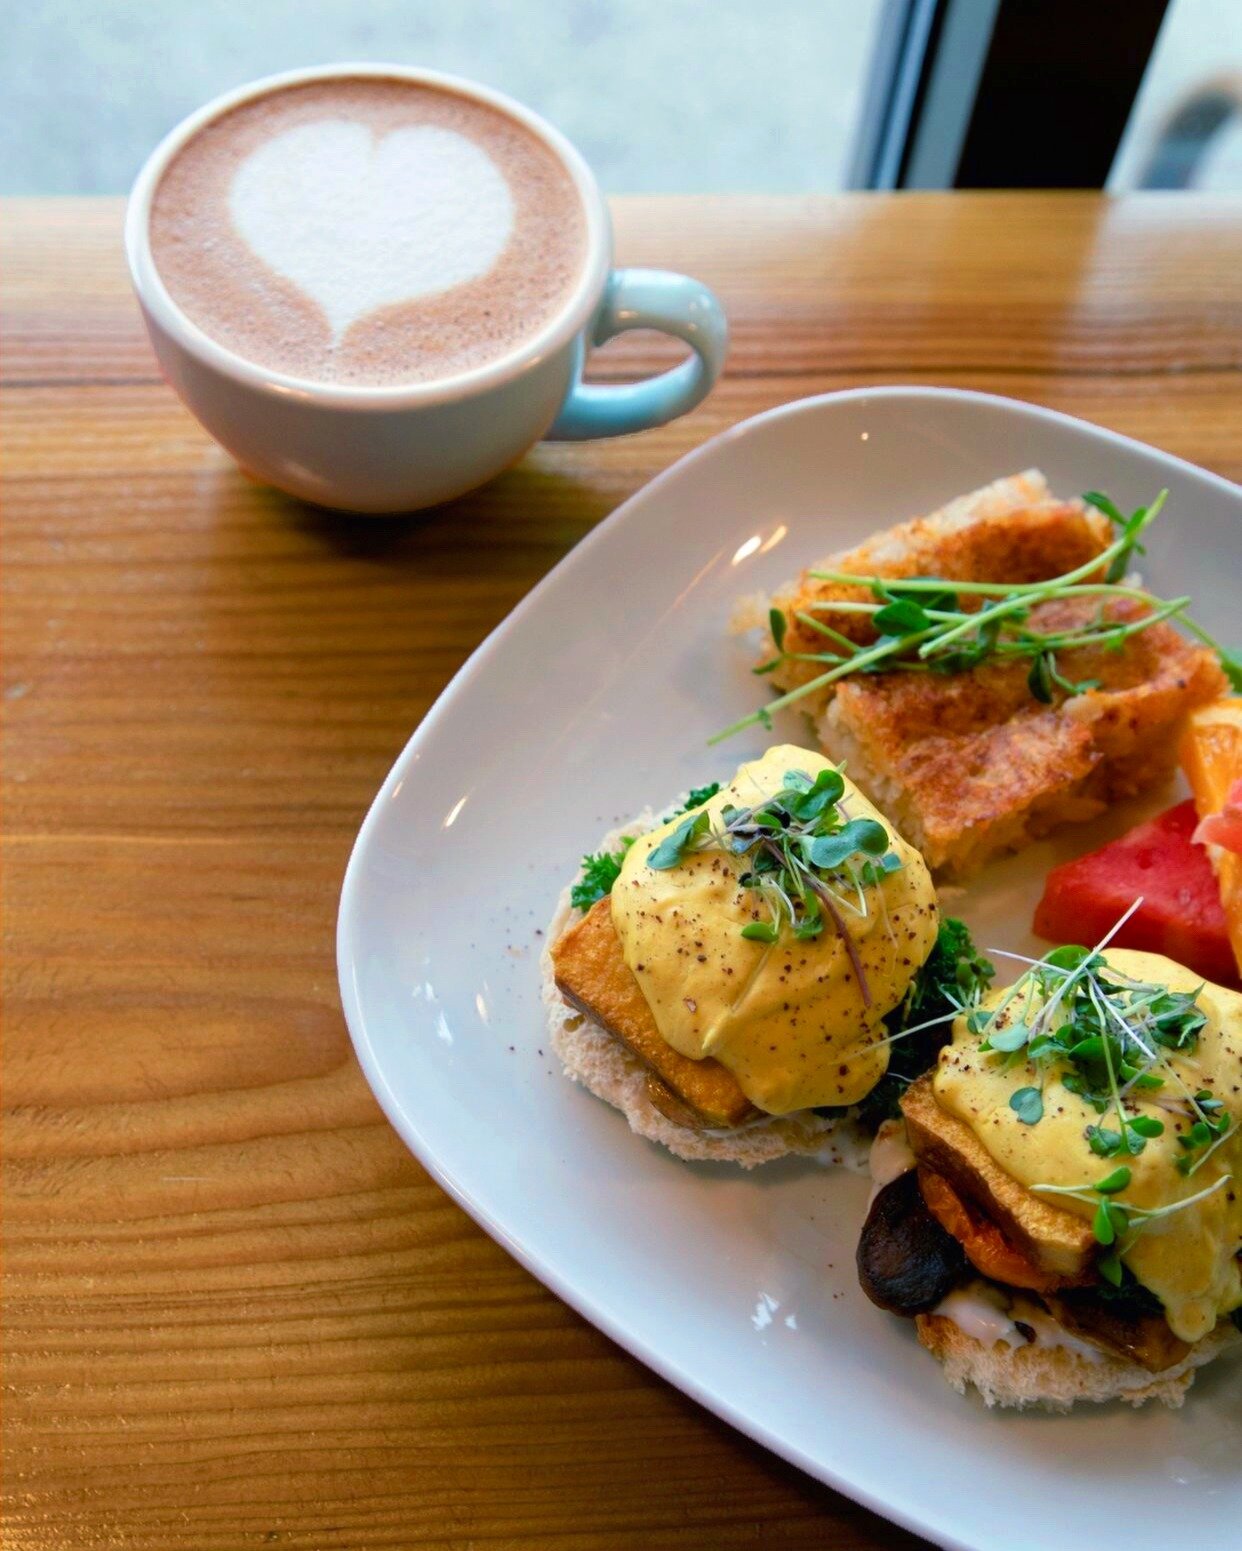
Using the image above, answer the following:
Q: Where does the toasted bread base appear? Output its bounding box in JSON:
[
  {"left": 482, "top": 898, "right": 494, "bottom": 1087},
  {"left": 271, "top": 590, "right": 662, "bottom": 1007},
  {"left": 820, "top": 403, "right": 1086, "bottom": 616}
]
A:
[
  {"left": 915, "top": 1310, "right": 1238, "bottom": 1411},
  {"left": 543, "top": 815, "right": 868, "bottom": 1170}
]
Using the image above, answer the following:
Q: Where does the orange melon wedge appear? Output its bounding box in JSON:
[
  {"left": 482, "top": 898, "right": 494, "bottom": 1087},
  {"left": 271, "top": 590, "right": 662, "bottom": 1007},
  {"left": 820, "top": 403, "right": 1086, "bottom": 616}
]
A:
[{"left": 1179, "top": 697, "right": 1242, "bottom": 977}]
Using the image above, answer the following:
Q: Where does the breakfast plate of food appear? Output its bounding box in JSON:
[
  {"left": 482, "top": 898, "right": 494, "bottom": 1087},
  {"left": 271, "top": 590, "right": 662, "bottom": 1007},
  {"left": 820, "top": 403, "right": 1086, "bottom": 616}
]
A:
[{"left": 337, "top": 387, "right": 1241, "bottom": 1551}]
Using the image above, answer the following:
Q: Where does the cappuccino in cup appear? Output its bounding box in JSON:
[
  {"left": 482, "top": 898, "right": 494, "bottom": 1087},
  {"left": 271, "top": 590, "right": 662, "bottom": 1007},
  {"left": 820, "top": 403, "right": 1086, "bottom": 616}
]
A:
[
  {"left": 149, "top": 76, "right": 588, "bottom": 387},
  {"left": 128, "top": 66, "right": 725, "bottom": 511}
]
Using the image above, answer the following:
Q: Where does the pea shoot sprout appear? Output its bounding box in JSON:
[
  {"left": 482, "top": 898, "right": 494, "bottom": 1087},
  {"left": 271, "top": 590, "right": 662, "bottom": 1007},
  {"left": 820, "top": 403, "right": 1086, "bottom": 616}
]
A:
[{"left": 713, "top": 490, "right": 1241, "bottom": 745}]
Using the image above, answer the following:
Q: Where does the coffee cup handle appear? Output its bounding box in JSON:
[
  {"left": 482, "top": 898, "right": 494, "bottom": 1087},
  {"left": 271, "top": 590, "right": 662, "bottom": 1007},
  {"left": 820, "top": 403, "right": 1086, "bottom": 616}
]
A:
[{"left": 546, "top": 268, "right": 727, "bottom": 440}]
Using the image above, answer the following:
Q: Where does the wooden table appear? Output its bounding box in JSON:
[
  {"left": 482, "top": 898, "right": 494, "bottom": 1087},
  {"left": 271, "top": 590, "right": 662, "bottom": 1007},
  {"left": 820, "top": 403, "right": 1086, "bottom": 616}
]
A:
[{"left": 4, "top": 193, "right": 1240, "bottom": 1551}]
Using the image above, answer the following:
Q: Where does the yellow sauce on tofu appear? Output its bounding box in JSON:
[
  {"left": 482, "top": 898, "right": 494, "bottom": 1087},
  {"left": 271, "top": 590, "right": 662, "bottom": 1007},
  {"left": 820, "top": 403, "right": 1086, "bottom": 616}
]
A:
[
  {"left": 610, "top": 745, "right": 938, "bottom": 1115},
  {"left": 935, "top": 949, "right": 1242, "bottom": 1343}
]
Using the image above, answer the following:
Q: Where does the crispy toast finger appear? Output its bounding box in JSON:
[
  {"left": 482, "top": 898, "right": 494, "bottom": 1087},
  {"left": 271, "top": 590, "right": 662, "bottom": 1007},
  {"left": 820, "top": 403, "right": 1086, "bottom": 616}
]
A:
[
  {"left": 823, "top": 601, "right": 1226, "bottom": 877},
  {"left": 766, "top": 476, "right": 1112, "bottom": 709}
]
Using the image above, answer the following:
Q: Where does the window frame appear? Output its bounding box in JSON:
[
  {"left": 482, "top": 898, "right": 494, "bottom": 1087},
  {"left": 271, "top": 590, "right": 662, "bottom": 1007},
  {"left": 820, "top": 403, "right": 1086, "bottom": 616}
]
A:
[{"left": 850, "top": 0, "right": 1172, "bottom": 190}]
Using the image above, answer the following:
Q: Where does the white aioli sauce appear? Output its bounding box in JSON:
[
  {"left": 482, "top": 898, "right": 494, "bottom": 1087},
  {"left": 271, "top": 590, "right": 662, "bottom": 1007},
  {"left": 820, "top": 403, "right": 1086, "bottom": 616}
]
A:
[
  {"left": 867, "top": 1117, "right": 916, "bottom": 1202},
  {"left": 933, "top": 1281, "right": 1105, "bottom": 1363}
]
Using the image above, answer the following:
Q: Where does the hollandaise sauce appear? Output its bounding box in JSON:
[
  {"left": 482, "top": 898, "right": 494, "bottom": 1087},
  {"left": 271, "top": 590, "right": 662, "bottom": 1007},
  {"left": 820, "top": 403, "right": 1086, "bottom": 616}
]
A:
[
  {"left": 935, "top": 948, "right": 1242, "bottom": 1343},
  {"left": 610, "top": 746, "right": 939, "bottom": 1115}
]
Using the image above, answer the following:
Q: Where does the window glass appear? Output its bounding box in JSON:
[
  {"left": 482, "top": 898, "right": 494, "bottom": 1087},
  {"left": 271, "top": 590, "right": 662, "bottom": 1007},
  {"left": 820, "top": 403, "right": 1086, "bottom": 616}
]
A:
[
  {"left": 2, "top": 0, "right": 886, "bottom": 194},
  {"left": 1109, "top": 0, "right": 1242, "bottom": 191}
]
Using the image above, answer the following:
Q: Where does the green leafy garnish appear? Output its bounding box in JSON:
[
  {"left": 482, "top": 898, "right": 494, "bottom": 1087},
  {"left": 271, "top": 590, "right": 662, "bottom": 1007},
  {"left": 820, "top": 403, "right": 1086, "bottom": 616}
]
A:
[
  {"left": 848, "top": 917, "right": 995, "bottom": 1133},
  {"left": 803, "top": 817, "right": 887, "bottom": 869},
  {"left": 1082, "top": 490, "right": 1152, "bottom": 582},
  {"left": 985, "top": 1021, "right": 1032, "bottom": 1054},
  {"left": 975, "top": 910, "right": 1209, "bottom": 1167},
  {"left": 635, "top": 764, "right": 912, "bottom": 1001},
  {"left": 1009, "top": 1086, "right": 1043, "bottom": 1125},
  {"left": 980, "top": 905, "right": 1236, "bottom": 1287},
  {"left": 570, "top": 773, "right": 721, "bottom": 908},
  {"left": 570, "top": 842, "right": 634, "bottom": 909},
  {"left": 1175, "top": 1103, "right": 1236, "bottom": 1175},
  {"left": 713, "top": 489, "right": 1242, "bottom": 743},
  {"left": 1091, "top": 1267, "right": 1164, "bottom": 1313},
  {"left": 679, "top": 782, "right": 721, "bottom": 813},
  {"left": 1038, "top": 1171, "right": 1230, "bottom": 1256},
  {"left": 647, "top": 808, "right": 711, "bottom": 870}
]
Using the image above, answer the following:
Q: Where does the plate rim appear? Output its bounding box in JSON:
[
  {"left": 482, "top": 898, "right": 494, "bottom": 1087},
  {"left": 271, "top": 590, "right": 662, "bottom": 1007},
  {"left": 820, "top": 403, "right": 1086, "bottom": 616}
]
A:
[{"left": 337, "top": 385, "right": 1240, "bottom": 1551}]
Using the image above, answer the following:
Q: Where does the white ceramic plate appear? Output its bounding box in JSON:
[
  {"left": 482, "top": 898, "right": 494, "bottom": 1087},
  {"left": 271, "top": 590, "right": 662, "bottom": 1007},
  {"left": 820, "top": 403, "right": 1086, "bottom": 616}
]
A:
[{"left": 338, "top": 388, "right": 1241, "bottom": 1551}]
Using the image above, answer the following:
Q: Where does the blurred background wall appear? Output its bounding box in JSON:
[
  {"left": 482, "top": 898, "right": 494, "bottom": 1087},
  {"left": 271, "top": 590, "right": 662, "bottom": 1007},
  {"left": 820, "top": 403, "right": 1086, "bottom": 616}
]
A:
[
  {"left": 2, "top": 0, "right": 1239, "bottom": 195},
  {"left": 0, "top": 0, "right": 882, "bottom": 193}
]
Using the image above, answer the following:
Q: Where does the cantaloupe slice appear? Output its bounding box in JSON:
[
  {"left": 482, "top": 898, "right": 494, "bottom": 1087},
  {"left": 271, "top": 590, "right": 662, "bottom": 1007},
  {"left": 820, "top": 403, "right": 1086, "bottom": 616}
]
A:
[{"left": 1179, "top": 698, "right": 1242, "bottom": 977}]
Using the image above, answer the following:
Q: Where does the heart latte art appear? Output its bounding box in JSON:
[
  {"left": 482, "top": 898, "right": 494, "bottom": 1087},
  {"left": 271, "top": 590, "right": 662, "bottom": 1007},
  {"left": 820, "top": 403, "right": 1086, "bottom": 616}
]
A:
[
  {"left": 230, "top": 121, "right": 515, "bottom": 340},
  {"left": 148, "top": 77, "right": 588, "bottom": 386}
]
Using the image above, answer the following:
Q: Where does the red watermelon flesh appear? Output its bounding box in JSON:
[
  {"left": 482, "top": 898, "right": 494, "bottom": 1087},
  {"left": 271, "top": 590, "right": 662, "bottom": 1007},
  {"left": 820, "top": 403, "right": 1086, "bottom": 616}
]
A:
[{"left": 1033, "top": 799, "right": 1239, "bottom": 987}]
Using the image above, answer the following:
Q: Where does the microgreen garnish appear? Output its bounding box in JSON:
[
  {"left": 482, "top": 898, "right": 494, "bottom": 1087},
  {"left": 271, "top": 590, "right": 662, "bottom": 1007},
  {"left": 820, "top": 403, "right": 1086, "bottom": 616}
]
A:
[
  {"left": 974, "top": 904, "right": 1235, "bottom": 1287},
  {"left": 1175, "top": 1097, "right": 1237, "bottom": 1176},
  {"left": 1082, "top": 491, "right": 1149, "bottom": 581},
  {"left": 1034, "top": 1172, "right": 1232, "bottom": 1288},
  {"left": 1009, "top": 1086, "right": 1043, "bottom": 1125},
  {"left": 646, "top": 808, "right": 711, "bottom": 870},
  {"left": 713, "top": 489, "right": 1242, "bottom": 744},
  {"left": 972, "top": 903, "right": 1211, "bottom": 1162},
  {"left": 640, "top": 765, "right": 910, "bottom": 1001}
]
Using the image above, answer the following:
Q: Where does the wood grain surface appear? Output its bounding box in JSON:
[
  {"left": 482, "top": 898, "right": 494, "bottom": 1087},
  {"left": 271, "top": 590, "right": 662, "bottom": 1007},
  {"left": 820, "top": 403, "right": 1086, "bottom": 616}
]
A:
[{"left": 3, "top": 193, "right": 1241, "bottom": 1551}]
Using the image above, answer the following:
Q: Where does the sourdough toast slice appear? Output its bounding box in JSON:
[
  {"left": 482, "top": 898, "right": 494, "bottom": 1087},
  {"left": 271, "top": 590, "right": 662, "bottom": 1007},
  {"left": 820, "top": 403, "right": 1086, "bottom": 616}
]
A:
[
  {"left": 746, "top": 472, "right": 1225, "bottom": 877},
  {"left": 763, "top": 471, "right": 1112, "bottom": 714},
  {"left": 901, "top": 1075, "right": 1096, "bottom": 1279},
  {"left": 551, "top": 897, "right": 758, "bottom": 1129},
  {"left": 823, "top": 599, "right": 1226, "bottom": 876}
]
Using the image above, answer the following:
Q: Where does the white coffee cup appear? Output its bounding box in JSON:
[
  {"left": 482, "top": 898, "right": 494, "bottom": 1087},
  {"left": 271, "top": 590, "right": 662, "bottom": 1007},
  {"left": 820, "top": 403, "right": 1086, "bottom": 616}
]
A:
[{"left": 125, "top": 64, "right": 728, "bottom": 513}]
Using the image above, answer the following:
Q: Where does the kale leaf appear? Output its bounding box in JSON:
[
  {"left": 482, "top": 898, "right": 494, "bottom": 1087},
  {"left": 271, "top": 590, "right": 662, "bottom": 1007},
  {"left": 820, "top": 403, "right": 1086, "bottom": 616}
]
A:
[
  {"left": 570, "top": 845, "right": 632, "bottom": 910},
  {"left": 850, "top": 916, "right": 995, "bottom": 1133},
  {"left": 1091, "top": 1270, "right": 1167, "bottom": 1320},
  {"left": 570, "top": 784, "right": 721, "bottom": 911},
  {"left": 671, "top": 782, "right": 721, "bottom": 816}
]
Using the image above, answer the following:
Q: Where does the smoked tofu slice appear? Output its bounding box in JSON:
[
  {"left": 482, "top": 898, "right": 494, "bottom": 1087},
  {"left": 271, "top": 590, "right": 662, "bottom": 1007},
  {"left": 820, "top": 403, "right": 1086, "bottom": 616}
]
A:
[
  {"left": 901, "top": 1075, "right": 1097, "bottom": 1280},
  {"left": 552, "top": 898, "right": 759, "bottom": 1129}
]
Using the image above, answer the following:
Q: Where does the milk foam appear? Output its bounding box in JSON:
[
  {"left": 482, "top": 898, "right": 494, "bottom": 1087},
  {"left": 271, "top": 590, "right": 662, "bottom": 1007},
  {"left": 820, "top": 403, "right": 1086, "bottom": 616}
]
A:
[
  {"left": 148, "top": 77, "right": 588, "bottom": 386},
  {"left": 229, "top": 120, "right": 515, "bottom": 340}
]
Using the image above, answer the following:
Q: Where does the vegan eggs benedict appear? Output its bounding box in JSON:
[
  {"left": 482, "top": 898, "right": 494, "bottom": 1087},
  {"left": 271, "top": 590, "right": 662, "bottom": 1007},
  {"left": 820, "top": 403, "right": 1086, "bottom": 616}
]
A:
[
  {"left": 544, "top": 746, "right": 989, "bottom": 1168},
  {"left": 857, "top": 936, "right": 1242, "bottom": 1407},
  {"left": 611, "top": 746, "right": 937, "bottom": 1114}
]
